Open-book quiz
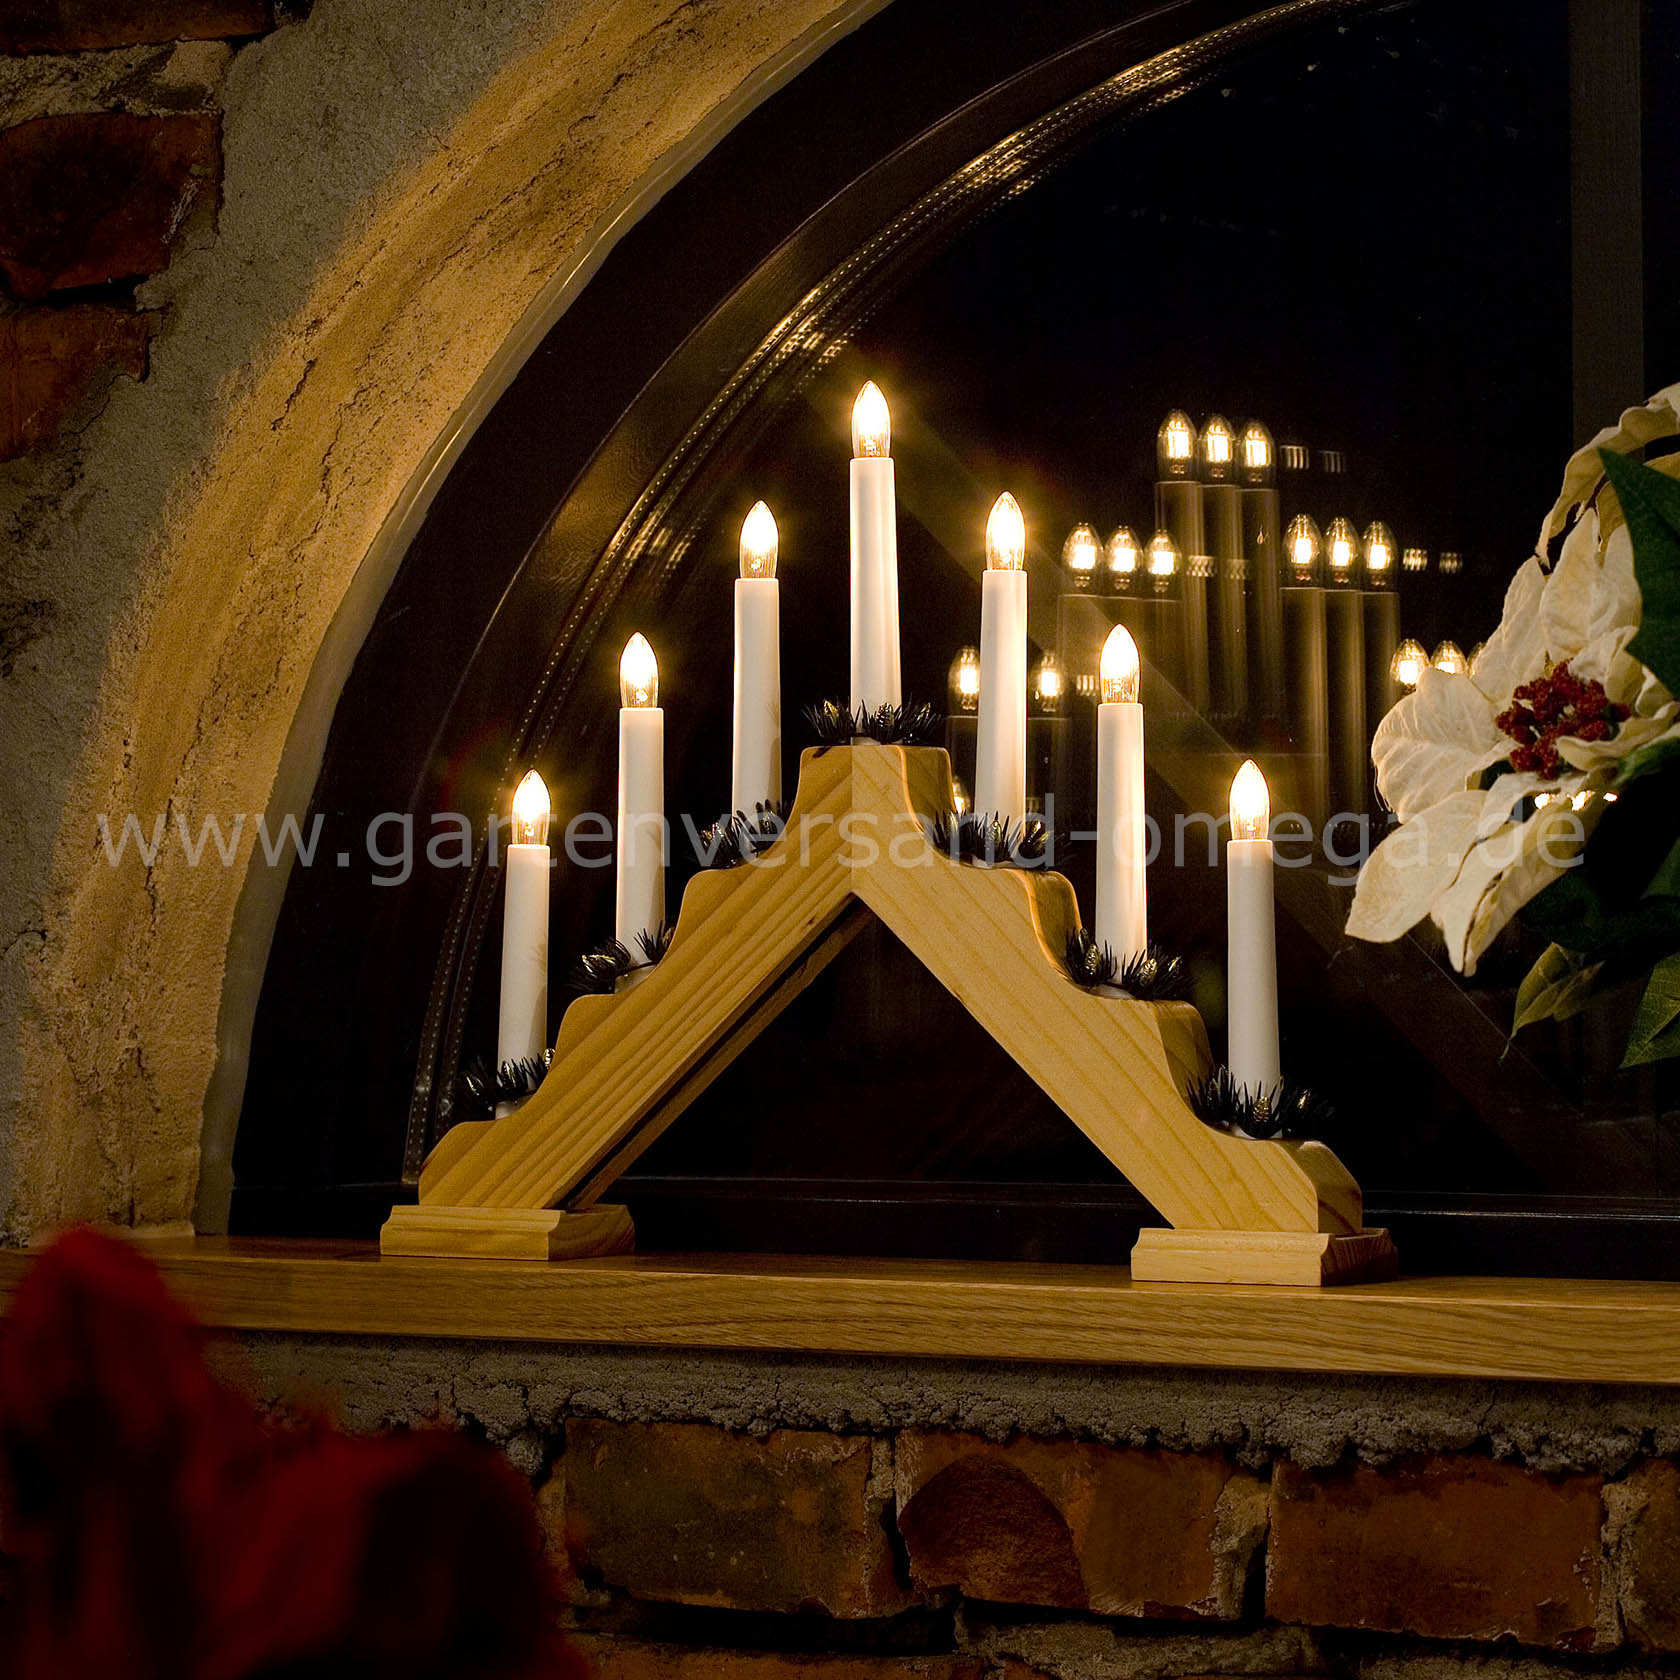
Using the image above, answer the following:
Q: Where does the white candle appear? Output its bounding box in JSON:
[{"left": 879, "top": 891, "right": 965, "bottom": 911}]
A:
[
  {"left": 1227, "top": 758, "right": 1281, "bottom": 1101},
  {"left": 1095, "top": 626, "right": 1146, "bottom": 961},
  {"left": 733, "top": 500, "right": 781, "bottom": 815},
  {"left": 616, "top": 632, "right": 665, "bottom": 948},
  {"left": 975, "top": 491, "right": 1027, "bottom": 821},
  {"left": 849, "top": 381, "right": 901, "bottom": 715},
  {"left": 497, "top": 769, "right": 550, "bottom": 1110}
]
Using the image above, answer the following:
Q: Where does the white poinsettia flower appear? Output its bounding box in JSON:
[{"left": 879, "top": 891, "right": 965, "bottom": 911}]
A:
[{"left": 1349, "top": 383, "right": 1680, "bottom": 975}]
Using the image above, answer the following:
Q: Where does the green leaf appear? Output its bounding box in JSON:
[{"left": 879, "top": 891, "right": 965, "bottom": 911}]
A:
[
  {"left": 1602, "top": 449, "right": 1680, "bottom": 696},
  {"left": 1524, "top": 838, "right": 1680, "bottom": 960},
  {"left": 1615, "top": 732, "right": 1680, "bottom": 789},
  {"left": 1513, "top": 943, "right": 1604, "bottom": 1034},
  {"left": 1623, "top": 951, "right": 1680, "bottom": 1068}
]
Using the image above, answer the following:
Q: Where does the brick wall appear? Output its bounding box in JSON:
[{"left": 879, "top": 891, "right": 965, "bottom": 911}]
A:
[
  {"left": 524, "top": 1416, "right": 1680, "bottom": 1677},
  {"left": 0, "top": 2, "right": 278, "bottom": 461}
]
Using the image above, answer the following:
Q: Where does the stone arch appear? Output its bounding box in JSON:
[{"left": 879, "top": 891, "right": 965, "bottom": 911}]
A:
[{"left": 0, "top": 0, "right": 878, "bottom": 1240}]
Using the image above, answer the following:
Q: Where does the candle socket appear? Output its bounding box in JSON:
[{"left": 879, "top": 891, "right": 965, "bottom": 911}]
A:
[
  {"left": 497, "top": 840, "right": 550, "bottom": 1115},
  {"left": 1227, "top": 836, "right": 1281, "bottom": 1098},
  {"left": 849, "top": 456, "right": 902, "bottom": 713},
  {"left": 616, "top": 706, "right": 666, "bottom": 948},
  {"left": 1323, "top": 588, "right": 1368, "bottom": 818},
  {"left": 732, "top": 576, "right": 782, "bottom": 816},
  {"left": 1241, "top": 486, "right": 1285, "bottom": 723},
  {"left": 1095, "top": 700, "right": 1147, "bottom": 962},
  {"left": 1281, "top": 585, "right": 1330, "bottom": 829},
  {"left": 975, "top": 567, "right": 1027, "bottom": 821}
]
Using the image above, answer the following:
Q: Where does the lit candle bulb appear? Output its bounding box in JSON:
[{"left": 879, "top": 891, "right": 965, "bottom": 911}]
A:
[
  {"left": 975, "top": 491, "right": 1027, "bottom": 821},
  {"left": 616, "top": 632, "right": 665, "bottom": 949},
  {"left": 1324, "top": 517, "right": 1360, "bottom": 583},
  {"left": 1199, "top": 415, "right": 1235, "bottom": 481},
  {"left": 849, "top": 381, "right": 901, "bottom": 715},
  {"left": 949, "top": 645, "right": 981, "bottom": 713},
  {"left": 1226, "top": 759, "right": 1281, "bottom": 1105},
  {"left": 1286, "top": 514, "right": 1323, "bottom": 581},
  {"left": 1391, "top": 638, "right": 1427, "bottom": 688},
  {"left": 1095, "top": 625, "right": 1146, "bottom": 964},
  {"left": 1402, "top": 547, "right": 1429, "bottom": 573},
  {"left": 1062, "top": 523, "right": 1101, "bottom": 589},
  {"left": 732, "top": 501, "right": 781, "bottom": 816},
  {"left": 1147, "top": 530, "right": 1179, "bottom": 589},
  {"left": 498, "top": 769, "right": 550, "bottom": 1112},
  {"left": 1157, "top": 410, "right": 1197, "bottom": 479},
  {"left": 1105, "top": 525, "right": 1139, "bottom": 591},
  {"left": 1432, "top": 640, "right": 1468, "bottom": 676},
  {"left": 1363, "top": 521, "right": 1395, "bottom": 583},
  {"left": 952, "top": 777, "right": 971, "bottom": 816},
  {"left": 1033, "top": 650, "right": 1063, "bottom": 714}
]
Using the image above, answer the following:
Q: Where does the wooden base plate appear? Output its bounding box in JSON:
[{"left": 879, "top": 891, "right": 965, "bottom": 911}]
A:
[
  {"left": 379, "top": 1204, "right": 635, "bottom": 1260},
  {"left": 1131, "top": 1226, "right": 1397, "bottom": 1286}
]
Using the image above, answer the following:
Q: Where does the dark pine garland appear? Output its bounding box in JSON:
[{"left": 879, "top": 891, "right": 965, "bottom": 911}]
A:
[
  {"left": 803, "top": 697, "right": 943, "bottom": 747},
  {"left": 694, "top": 801, "right": 790, "bottom": 869},
  {"left": 565, "top": 923, "right": 673, "bottom": 996},
  {"left": 1062, "top": 929, "right": 1190, "bottom": 1000},
  {"left": 927, "top": 808, "right": 1055, "bottom": 868},
  {"left": 459, "top": 1051, "right": 550, "bottom": 1113},
  {"left": 1185, "top": 1066, "right": 1336, "bottom": 1141}
]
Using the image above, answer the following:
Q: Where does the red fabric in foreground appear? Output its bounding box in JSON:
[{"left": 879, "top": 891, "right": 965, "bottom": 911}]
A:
[{"left": 0, "top": 1228, "right": 587, "bottom": 1680}]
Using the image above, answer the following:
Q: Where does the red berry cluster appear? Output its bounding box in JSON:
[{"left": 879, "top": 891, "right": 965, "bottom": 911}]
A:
[{"left": 1495, "top": 660, "right": 1629, "bottom": 778}]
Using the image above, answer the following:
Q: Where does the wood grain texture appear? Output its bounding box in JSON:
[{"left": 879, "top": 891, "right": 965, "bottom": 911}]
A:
[
  {"left": 12, "top": 1240, "right": 1680, "bottom": 1385},
  {"left": 379, "top": 1203, "right": 634, "bottom": 1260},
  {"left": 1131, "top": 1226, "right": 1398, "bottom": 1286},
  {"left": 395, "top": 745, "right": 1372, "bottom": 1274}
]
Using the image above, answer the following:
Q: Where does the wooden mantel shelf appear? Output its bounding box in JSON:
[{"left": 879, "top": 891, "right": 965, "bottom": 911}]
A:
[{"left": 3, "top": 1239, "right": 1680, "bottom": 1386}]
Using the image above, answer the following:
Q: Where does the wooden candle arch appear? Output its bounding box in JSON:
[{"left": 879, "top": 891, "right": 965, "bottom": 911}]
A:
[{"left": 381, "top": 745, "right": 1397, "bottom": 1286}]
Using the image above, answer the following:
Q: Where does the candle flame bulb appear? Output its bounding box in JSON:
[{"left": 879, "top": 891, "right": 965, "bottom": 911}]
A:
[
  {"left": 1062, "top": 523, "right": 1100, "bottom": 581},
  {"left": 1363, "top": 521, "right": 1395, "bottom": 580},
  {"left": 1431, "top": 639, "right": 1467, "bottom": 676},
  {"left": 1157, "top": 410, "right": 1196, "bottom": 479},
  {"left": 619, "top": 631, "right": 659, "bottom": 708},
  {"left": 511, "top": 769, "right": 550, "bottom": 846},
  {"left": 851, "top": 381, "right": 891, "bottom": 458},
  {"left": 1147, "top": 529, "right": 1179, "bottom": 578},
  {"left": 739, "top": 500, "right": 778, "bottom": 579},
  {"left": 1285, "top": 514, "right": 1322, "bottom": 578},
  {"left": 985, "top": 492, "right": 1026, "bottom": 571},
  {"left": 1199, "top": 414, "right": 1235, "bottom": 483},
  {"left": 1105, "top": 525, "right": 1139, "bottom": 578},
  {"left": 1402, "top": 546, "right": 1429, "bottom": 573},
  {"left": 952, "top": 778, "right": 971, "bottom": 816},
  {"left": 1238, "top": 420, "right": 1274, "bottom": 485},
  {"left": 1325, "top": 516, "right": 1359, "bottom": 581},
  {"left": 948, "top": 645, "right": 981, "bottom": 712},
  {"left": 1099, "top": 624, "right": 1140, "bottom": 704},
  {"left": 1391, "top": 638, "right": 1427, "bottom": 687},
  {"left": 1034, "top": 650, "right": 1063, "bottom": 713},
  {"left": 1230, "top": 759, "right": 1270, "bottom": 842}
]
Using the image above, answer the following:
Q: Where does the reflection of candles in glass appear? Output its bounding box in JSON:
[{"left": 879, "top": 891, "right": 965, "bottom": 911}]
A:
[
  {"left": 976, "top": 492, "right": 1028, "bottom": 821},
  {"left": 1238, "top": 420, "right": 1285, "bottom": 722},
  {"left": 1432, "top": 640, "right": 1468, "bottom": 676},
  {"left": 1281, "top": 517, "right": 1329, "bottom": 825},
  {"left": 1105, "top": 525, "right": 1140, "bottom": 593},
  {"left": 616, "top": 633, "right": 665, "bottom": 947},
  {"left": 1322, "top": 517, "right": 1367, "bottom": 813},
  {"left": 1362, "top": 521, "right": 1401, "bottom": 722},
  {"left": 952, "top": 777, "right": 971, "bottom": 816},
  {"left": 1391, "top": 638, "right": 1428, "bottom": 688},
  {"left": 1156, "top": 412, "right": 1207, "bottom": 709},
  {"left": 948, "top": 645, "right": 981, "bottom": 713},
  {"left": 1139, "top": 529, "right": 1186, "bottom": 701},
  {"left": 1148, "top": 530, "right": 1180, "bottom": 587},
  {"left": 1095, "top": 626, "right": 1146, "bottom": 963},
  {"left": 849, "top": 381, "right": 901, "bottom": 714},
  {"left": 1200, "top": 415, "right": 1246, "bottom": 717},
  {"left": 1033, "top": 650, "right": 1064, "bottom": 714},
  {"left": 1062, "top": 523, "right": 1101, "bottom": 591},
  {"left": 1439, "top": 552, "right": 1463, "bottom": 576},
  {"left": 733, "top": 501, "right": 781, "bottom": 816},
  {"left": 1402, "top": 546, "right": 1428, "bottom": 573},
  {"left": 498, "top": 770, "right": 550, "bottom": 1112},
  {"left": 1227, "top": 759, "right": 1281, "bottom": 1104}
]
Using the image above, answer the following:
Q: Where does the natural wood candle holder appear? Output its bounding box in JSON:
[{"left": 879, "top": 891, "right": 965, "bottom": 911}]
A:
[{"left": 381, "top": 744, "right": 1396, "bottom": 1285}]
